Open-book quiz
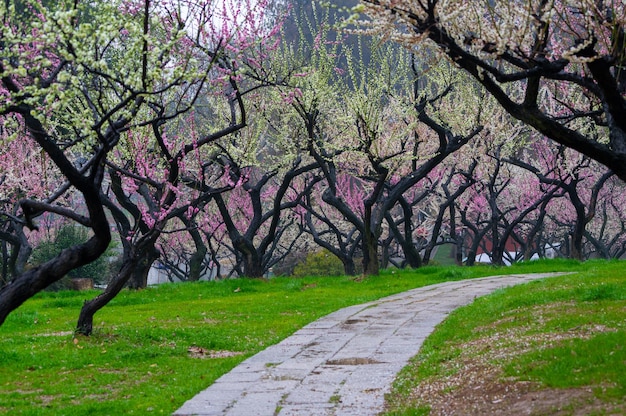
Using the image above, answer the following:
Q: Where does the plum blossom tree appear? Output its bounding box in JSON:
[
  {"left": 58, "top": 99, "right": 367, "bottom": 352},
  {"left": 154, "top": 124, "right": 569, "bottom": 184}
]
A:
[
  {"left": 298, "top": 177, "right": 364, "bottom": 276},
  {"left": 454, "top": 135, "right": 568, "bottom": 266},
  {"left": 383, "top": 174, "right": 437, "bottom": 268},
  {"left": 509, "top": 139, "right": 615, "bottom": 260},
  {"left": 357, "top": 1, "right": 626, "bottom": 181},
  {"left": 420, "top": 161, "right": 477, "bottom": 265},
  {"left": 0, "top": 130, "right": 65, "bottom": 283},
  {"left": 276, "top": 20, "right": 485, "bottom": 274},
  {"left": 0, "top": 0, "right": 159, "bottom": 324},
  {"left": 75, "top": 0, "right": 283, "bottom": 335},
  {"left": 0, "top": 0, "right": 281, "bottom": 329},
  {"left": 583, "top": 177, "right": 626, "bottom": 259},
  {"left": 209, "top": 150, "right": 319, "bottom": 278},
  {"left": 157, "top": 212, "right": 211, "bottom": 282}
]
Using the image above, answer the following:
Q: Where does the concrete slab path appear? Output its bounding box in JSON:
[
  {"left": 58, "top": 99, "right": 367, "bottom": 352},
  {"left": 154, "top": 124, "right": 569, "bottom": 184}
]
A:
[{"left": 174, "top": 273, "right": 564, "bottom": 416}]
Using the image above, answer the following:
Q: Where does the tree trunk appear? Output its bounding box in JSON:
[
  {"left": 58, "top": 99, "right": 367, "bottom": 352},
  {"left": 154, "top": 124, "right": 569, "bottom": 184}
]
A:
[
  {"left": 341, "top": 257, "right": 357, "bottom": 276},
  {"left": 491, "top": 227, "right": 506, "bottom": 266},
  {"left": 362, "top": 193, "right": 382, "bottom": 276},
  {"left": 362, "top": 230, "right": 380, "bottom": 276},
  {"left": 77, "top": 253, "right": 136, "bottom": 336},
  {"left": 188, "top": 247, "right": 207, "bottom": 281},
  {"left": 1, "top": 241, "right": 7, "bottom": 286},
  {"left": 127, "top": 246, "right": 159, "bottom": 289},
  {"left": 76, "top": 238, "right": 158, "bottom": 335},
  {"left": 450, "top": 207, "right": 464, "bottom": 266},
  {"left": 465, "top": 247, "right": 477, "bottom": 266},
  {"left": 242, "top": 249, "right": 264, "bottom": 278},
  {"left": 570, "top": 226, "right": 584, "bottom": 261},
  {"left": 569, "top": 197, "right": 587, "bottom": 261},
  {"left": 402, "top": 243, "right": 422, "bottom": 268},
  {"left": 523, "top": 206, "right": 547, "bottom": 261},
  {"left": 181, "top": 217, "right": 208, "bottom": 281},
  {"left": 2, "top": 224, "right": 32, "bottom": 285},
  {"left": 1, "top": 233, "right": 110, "bottom": 326},
  {"left": 387, "top": 208, "right": 423, "bottom": 269}
]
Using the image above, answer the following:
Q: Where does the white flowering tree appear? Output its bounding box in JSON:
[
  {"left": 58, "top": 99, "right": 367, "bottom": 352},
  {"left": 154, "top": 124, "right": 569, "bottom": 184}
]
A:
[
  {"left": 356, "top": 0, "right": 626, "bottom": 180},
  {"left": 0, "top": 0, "right": 279, "bottom": 328}
]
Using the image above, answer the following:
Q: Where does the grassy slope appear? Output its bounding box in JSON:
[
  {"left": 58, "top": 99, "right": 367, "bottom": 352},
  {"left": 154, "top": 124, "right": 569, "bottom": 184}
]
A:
[
  {"left": 0, "top": 260, "right": 602, "bottom": 415},
  {"left": 383, "top": 260, "right": 626, "bottom": 415}
]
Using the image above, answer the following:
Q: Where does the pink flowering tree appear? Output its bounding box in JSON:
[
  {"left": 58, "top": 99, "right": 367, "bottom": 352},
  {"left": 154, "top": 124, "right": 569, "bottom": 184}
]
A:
[
  {"left": 383, "top": 172, "right": 439, "bottom": 268},
  {"left": 156, "top": 212, "right": 211, "bottom": 282},
  {"left": 583, "top": 177, "right": 626, "bottom": 259},
  {"left": 75, "top": 0, "right": 283, "bottom": 334},
  {"left": 0, "top": 0, "right": 282, "bottom": 330},
  {"left": 196, "top": 204, "right": 231, "bottom": 279},
  {"left": 357, "top": 1, "right": 626, "bottom": 181},
  {"left": 454, "top": 136, "right": 567, "bottom": 266},
  {"left": 420, "top": 160, "right": 478, "bottom": 265},
  {"left": 0, "top": 130, "right": 67, "bottom": 283},
  {"left": 510, "top": 139, "right": 615, "bottom": 261},
  {"left": 208, "top": 154, "right": 320, "bottom": 278},
  {"left": 157, "top": 198, "right": 231, "bottom": 282},
  {"left": 298, "top": 176, "right": 365, "bottom": 276}
]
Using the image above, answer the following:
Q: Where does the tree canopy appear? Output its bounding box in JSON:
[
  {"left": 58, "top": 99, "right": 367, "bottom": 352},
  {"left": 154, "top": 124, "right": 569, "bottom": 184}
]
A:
[{"left": 357, "top": 0, "right": 626, "bottom": 179}]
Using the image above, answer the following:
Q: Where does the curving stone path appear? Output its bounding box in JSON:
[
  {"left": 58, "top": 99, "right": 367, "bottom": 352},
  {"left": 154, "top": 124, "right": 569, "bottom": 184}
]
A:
[{"left": 174, "top": 273, "right": 565, "bottom": 416}]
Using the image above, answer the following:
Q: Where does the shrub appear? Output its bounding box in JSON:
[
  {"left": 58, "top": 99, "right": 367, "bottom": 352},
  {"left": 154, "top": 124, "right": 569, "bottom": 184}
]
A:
[
  {"left": 29, "top": 225, "right": 116, "bottom": 290},
  {"left": 272, "top": 251, "right": 309, "bottom": 276},
  {"left": 292, "top": 249, "right": 345, "bottom": 277}
]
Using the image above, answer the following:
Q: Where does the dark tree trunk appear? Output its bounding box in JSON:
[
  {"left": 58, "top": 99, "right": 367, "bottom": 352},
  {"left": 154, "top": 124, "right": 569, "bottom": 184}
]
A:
[
  {"left": 450, "top": 206, "right": 464, "bottom": 265},
  {"left": 76, "top": 212, "right": 160, "bottom": 335},
  {"left": 242, "top": 253, "right": 264, "bottom": 278},
  {"left": 465, "top": 246, "right": 477, "bottom": 266},
  {"left": 362, "top": 230, "right": 380, "bottom": 276},
  {"left": 234, "top": 240, "right": 265, "bottom": 278},
  {"left": 0, "top": 226, "right": 29, "bottom": 285},
  {"left": 523, "top": 204, "right": 548, "bottom": 261},
  {"left": 567, "top": 187, "right": 588, "bottom": 261},
  {"left": 0, "top": 191, "right": 111, "bottom": 326},
  {"left": 300, "top": 192, "right": 361, "bottom": 277},
  {"left": 77, "top": 253, "right": 135, "bottom": 336},
  {"left": 1, "top": 241, "right": 7, "bottom": 285},
  {"left": 490, "top": 229, "right": 505, "bottom": 266},
  {"left": 127, "top": 246, "right": 159, "bottom": 289},
  {"left": 361, "top": 171, "right": 387, "bottom": 276},
  {"left": 188, "top": 247, "right": 207, "bottom": 281},
  {"left": 188, "top": 227, "right": 208, "bottom": 281},
  {"left": 388, "top": 198, "right": 424, "bottom": 269},
  {"left": 76, "top": 238, "right": 158, "bottom": 335},
  {"left": 362, "top": 203, "right": 380, "bottom": 276},
  {"left": 1, "top": 232, "right": 110, "bottom": 326},
  {"left": 341, "top": 257, "right": 357, "bottom": 276}
]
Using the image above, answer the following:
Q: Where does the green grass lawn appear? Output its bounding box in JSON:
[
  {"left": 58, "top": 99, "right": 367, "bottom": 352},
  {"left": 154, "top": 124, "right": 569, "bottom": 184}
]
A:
[
  {"left": 383, "top": 259, "right": 626, "bottom": 415},
  {"left": 0, "top": 259, "right": 609, "bottom": 415}
]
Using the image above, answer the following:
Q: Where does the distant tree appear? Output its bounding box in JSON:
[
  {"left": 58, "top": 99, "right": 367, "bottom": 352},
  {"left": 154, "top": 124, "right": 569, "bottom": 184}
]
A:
[
  {"left": 275, "top": 11, "right": 489, "bottom": 274},
  {"left": 583, "top": 177, "right": 626, "bottom": 259},
  {"left": 421, "top": 161, "right": 477, "bottom": 265},
  {"left": 509, "top": 141, "right": 614, "bottom": 261},
  {"left": 298, "top": 178, "right": 363, "bottom": 276},
  {"left": 210, "top": 156, "right": 319, "bottom": 278}
]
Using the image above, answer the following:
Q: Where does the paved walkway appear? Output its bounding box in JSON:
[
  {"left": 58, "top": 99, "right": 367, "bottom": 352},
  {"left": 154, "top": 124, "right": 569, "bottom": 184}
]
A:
[{"left": 174, "top": 273, "right": 564, "bottom": 416}]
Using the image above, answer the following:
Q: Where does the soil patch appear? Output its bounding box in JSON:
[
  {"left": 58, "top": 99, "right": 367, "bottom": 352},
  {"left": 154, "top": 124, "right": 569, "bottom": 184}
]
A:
[
  {"left": 187, "top": 346, "right": 243, "bottom": 359},
  {"left": 401, "top": 303, "right": 624, "bottom": 415}
]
